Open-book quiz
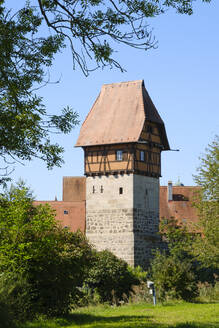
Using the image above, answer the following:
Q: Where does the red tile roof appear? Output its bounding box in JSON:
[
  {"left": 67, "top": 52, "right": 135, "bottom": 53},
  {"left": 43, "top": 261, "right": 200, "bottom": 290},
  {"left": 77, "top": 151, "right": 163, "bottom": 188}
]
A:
[
  {"left": 75, "top": 80, "right": 169, "bottom": 150},
  {"left": 160, "top": 186, "right": 200, "bottom": 230}
]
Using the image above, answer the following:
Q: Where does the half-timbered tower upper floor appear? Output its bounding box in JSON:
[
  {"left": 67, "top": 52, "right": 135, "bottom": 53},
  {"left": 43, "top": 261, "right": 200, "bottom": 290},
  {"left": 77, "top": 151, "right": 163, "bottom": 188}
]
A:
[{"left": 75, "top": 80, "right": 169, "bottom": 178}]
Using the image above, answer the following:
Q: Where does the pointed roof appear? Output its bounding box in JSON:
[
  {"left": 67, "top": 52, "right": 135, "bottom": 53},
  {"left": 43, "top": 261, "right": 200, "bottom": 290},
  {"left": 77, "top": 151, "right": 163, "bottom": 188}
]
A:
[{"left": 75, "top": 80, "right": 169, "bottom": 150}]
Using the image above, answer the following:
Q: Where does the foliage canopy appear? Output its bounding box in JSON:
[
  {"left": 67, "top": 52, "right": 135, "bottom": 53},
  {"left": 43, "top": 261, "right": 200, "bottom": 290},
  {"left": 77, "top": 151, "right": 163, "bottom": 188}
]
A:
[
  {"left": 150, "top": 218, "right": 198, "bottom": 301},
  {"left": 0, "top": 2, "right": 78, "bottom": 182},
  {"left": 0, "top": 183, "right": 93, "bottom": 318},
  {"left": 151, "top": 136, "right": 219, "bottom": 301},
  {"left": 36, "top": 0, "right": 211, "bottom": 75},
  {"left": 193, "top": 136, "right": 219, "bottom": 268}
]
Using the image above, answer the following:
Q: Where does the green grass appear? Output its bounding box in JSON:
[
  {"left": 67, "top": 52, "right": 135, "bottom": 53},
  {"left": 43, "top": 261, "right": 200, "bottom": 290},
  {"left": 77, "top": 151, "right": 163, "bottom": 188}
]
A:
[{"left": 19, "top": 302, "right": 219, "bottom": 328}]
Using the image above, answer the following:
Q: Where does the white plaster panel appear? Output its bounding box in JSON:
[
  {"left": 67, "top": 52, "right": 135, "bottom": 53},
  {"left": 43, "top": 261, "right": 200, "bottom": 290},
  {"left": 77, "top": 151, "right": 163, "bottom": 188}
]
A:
[{"left": 86, "top": 174, "right": 134, "bottom": 210}]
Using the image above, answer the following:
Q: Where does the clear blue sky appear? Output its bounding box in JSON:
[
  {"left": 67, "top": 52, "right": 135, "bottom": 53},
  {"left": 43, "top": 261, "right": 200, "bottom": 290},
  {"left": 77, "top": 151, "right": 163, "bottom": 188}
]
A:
[{"left": 6, "top": 1, "right": 219, "bottom": 200}]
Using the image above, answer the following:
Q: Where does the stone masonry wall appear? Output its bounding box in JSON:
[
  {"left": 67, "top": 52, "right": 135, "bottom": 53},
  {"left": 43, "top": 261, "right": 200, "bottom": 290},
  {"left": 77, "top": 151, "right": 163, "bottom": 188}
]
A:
[
  {"left": 86, "top": 174, "right": 160, "bottom": 268},
  {"left": 86, "top": 174, "right": 134, "bottom": 265},
  {"left": 133, "top": 175, "right": 160, "bottom": 269}
]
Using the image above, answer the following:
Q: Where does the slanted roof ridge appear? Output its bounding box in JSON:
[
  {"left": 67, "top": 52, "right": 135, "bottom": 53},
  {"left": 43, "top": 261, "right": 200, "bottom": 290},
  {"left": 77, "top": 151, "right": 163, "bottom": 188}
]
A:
[
  {"left": 138, "top": 81, "right": 147, "bottom": 140},
  {"left": 102, "top": 79, "right": 143, "bottom": 88},
  {"left": 79, "top": 92, "right": 100, "bottom": 129}
]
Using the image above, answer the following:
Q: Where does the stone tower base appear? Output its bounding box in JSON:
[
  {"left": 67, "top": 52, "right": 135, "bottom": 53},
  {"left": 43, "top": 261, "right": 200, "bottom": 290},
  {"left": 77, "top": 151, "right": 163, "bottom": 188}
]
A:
[{"left": 86, "top": 174, "right": 160, "bottom": 269}]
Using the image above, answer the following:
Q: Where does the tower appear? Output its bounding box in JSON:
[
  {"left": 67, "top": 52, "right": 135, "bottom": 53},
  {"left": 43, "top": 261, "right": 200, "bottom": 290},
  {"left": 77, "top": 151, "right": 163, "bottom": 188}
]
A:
[{"left": 76, "top": 80, "right": 169, "bottom": 269}]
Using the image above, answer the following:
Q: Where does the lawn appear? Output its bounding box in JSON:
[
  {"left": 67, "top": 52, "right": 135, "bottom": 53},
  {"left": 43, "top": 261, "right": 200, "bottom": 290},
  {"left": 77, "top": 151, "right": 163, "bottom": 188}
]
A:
[{"left": 19, "top": 302, "right": 219, "bottom": 328}]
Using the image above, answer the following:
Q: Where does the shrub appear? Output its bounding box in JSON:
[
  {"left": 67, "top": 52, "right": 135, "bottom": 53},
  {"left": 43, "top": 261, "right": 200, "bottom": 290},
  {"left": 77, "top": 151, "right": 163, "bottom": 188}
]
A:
[
  {"left": 150, "top": 251, "right": 198, "bottom": 301},
  {"left": 73, "top": 284, "right": 101, "bottom": 307},
  {"left": 0, "top": 271, "right": 33, "bottom": 322},
  {"left": 0, "top": 300, "right": 14, "bottom": 328},
  {"left": 150, "top": 217, "right": 199, "bottom": 302},
  {"left": 85, "top": 250, "right": 139, "bottom": 304},
  {"left": 197, "top": 279, "right": 219, "bottom": 302},
  {"left": 0, "top": 184, "right": 93, "bottom": 319},
  {"left": 129, "top": 282, "right": 152, "bottom": 303},
  {"left": 127, "top": 265, "right": 147, "bottom": 282}
]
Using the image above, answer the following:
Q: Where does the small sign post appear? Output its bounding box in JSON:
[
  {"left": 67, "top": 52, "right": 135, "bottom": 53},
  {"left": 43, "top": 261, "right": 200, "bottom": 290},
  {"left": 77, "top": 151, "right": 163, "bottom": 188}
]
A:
[{"left": 147, "top": 280, "right": 156, "bottom": 306}]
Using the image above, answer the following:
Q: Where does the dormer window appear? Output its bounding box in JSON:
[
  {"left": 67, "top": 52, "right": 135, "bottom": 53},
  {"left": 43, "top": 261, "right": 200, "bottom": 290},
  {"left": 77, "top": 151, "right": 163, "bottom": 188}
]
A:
[
  {"left": 116, "top": 150, "right": 123, "bottom": 161},
  {"left": 140, "top": 151, "right": 145, "bottom": 162}
]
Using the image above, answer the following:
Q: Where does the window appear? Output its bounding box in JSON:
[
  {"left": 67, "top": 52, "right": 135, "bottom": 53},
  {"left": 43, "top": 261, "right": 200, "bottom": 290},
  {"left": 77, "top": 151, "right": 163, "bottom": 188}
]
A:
[
  {"left": 64, "top": 210, "right": 68, "bottom": 215},
  {"left": 116, "top": 150, "right": 123, "bottom": 161},
  {"left": 100, "top": 185, "right": 104, "bottom": 193},
  {"left": 140, "top": 150, "right": 145, "bottom": 162},
  {"left": 92, "top": 186, "right": 95, "bottom": 193},
  {"left": 119, "top": 187, "right": 123, "bottom": 194}
]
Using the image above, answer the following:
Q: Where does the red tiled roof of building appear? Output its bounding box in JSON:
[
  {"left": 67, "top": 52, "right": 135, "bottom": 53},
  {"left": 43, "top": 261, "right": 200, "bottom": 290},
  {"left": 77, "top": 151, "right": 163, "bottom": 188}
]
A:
[
  {"left": 75, "top": 80, "right": 169, "bottom": 150},
  {"left": 160, "top": 186, "right": 200, "bottom": 229}
]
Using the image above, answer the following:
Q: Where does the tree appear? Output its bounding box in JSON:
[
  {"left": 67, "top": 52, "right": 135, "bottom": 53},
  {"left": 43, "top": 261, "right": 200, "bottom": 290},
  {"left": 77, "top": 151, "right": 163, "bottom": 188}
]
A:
[
  {"left": 0, "top": 3, "right": 78, "bottom": 183},
  {"left": 150, "top": 137, "right": 219, "bottom": 301},
  {"left": 0, "top": 0, "right": 211, "bottom": 181},
  {"left": 0, "top": 183, "right": 93, "bottom": 318},
  {"left": 159, "top": 217, "right": 194, "bottom": 258},
  {"left": 36, "top": 0, "right": 211, "bottom": 75},
  {"left": 150, "top": 218, "right": 198, "bottom": 301},
  {"left": 193, "top": 136, "right": 219, "bottom": 269},
  {"left": 150, "top": 250, "right": 198, "bottom": 301}
]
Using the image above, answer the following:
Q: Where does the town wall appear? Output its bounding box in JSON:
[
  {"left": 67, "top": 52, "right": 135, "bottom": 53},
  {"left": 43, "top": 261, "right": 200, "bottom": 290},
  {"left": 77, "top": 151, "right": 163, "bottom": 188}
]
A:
[{"left": 34, "top": 200, "right": 86, "bottom": 232}]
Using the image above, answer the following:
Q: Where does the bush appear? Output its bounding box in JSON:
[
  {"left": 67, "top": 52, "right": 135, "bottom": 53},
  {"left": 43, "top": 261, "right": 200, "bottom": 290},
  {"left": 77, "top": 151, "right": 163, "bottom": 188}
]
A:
[
  {"left": 129, "top": 282, "right": 152, "bottom": 303},
  {"left": 0, "top": 184, "right": 93, "bottom": 319},
  {"left": 85, "top": 250, "right": 139, "bottom": 304},
  {"left": 127, "top": 265, "right": 147, "bottom": 282},
  {"left": 0, "top": 300, "right": 15, "bottom": 328},
  {"left": 150, "top": 217, "right": 199, "bottom": 302},
  {"left": 73, "top": 284, "right": 101, "bottom": 307},
  {"left": 150, "top": 251, "right": 198, "bottom": 301},
  {"left": 197, "top": 278, "right": 219, "bottom": 302},
  {"left": 0, "top": 272, "right": 33, "bottom": 321}
]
